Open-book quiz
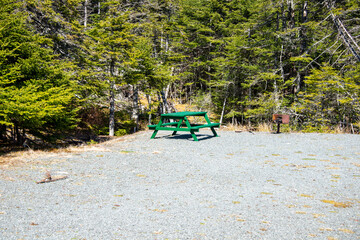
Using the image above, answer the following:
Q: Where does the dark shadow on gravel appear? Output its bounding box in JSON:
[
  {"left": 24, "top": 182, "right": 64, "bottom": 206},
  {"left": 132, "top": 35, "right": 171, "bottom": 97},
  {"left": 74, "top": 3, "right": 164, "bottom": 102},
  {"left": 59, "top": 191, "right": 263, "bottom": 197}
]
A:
[{"left": 160, "top": 133, "right": 217, "bottom": 141}]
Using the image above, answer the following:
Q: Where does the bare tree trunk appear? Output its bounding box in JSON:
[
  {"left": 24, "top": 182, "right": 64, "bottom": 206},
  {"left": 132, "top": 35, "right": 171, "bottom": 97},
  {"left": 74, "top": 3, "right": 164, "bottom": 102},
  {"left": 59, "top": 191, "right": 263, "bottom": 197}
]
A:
[
  {"left": 331, "top": 13, "right": 360, "bottom": 62},
  {"left": 153, "top": 29, "right": 158, "bottom": 58},
  {"left": 109, "top": 85, "right": 115, "bottom": 136},
  {"left": 160, "top": 83, "right": 171, "bottom": 114},
  {"left": 132, "top": 85, "right": 139, "bottom": 132},
  {"left": 300, "top": 1, "right": 308, "bottom": 53},
  {"left": 280, "top": 45, "right": 285, "bottom": 81},
  {"left": 84, "top": 0, "right": 88, "bottom": 27},
  {"left": 281, "top": 1, "right": 286, "bottom": 30},
  {"left": 220, "top": 84, "right": 230, "bottom": 125},
  {"left": 146, "top": 94, "right": 152, "bottom": 125},
  {"left": 165, "top": 32, "right": 169, "bottom": 53},
  {"left": 109, "top": 60, "right": 115, "bottom": 136},
  {"left": 276, "top": 9, "right": 280, "bottom": 31},
  {"left": 288, "top": 0, "right": 295, "bottom": 29},
  {"left": 220, "top": 96, "right": 226, "bottom": 125},
  {"left": 165, "top": 83, "right": 171, "bottom": 112},
  {"left": 294, "top": 1, "right": 308, "bottom": 97},
  {"left": 157, "top": 92, "right": 163, "bottom": 115}
]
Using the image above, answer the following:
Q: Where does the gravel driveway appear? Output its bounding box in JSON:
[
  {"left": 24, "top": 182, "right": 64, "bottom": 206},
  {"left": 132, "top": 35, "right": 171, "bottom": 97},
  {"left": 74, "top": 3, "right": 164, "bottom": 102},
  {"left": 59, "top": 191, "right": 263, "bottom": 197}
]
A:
[{"left": 1, "top": 130, "right": 359, "bottom": 239}]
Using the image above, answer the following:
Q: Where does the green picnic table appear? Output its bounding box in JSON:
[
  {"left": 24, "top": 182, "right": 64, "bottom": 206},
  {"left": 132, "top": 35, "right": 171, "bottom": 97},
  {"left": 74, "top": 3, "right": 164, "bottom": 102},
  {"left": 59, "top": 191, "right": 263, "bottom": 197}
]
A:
[{"left": 148, "top": 111, "right": 220, "bottom": 141}]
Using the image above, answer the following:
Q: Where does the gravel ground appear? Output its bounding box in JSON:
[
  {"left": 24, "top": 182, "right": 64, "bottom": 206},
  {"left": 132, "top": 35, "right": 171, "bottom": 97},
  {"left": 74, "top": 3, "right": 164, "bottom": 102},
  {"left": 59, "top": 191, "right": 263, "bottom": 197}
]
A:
[{"left": 0, "top": 130, "right": 359, "bottom": 240}]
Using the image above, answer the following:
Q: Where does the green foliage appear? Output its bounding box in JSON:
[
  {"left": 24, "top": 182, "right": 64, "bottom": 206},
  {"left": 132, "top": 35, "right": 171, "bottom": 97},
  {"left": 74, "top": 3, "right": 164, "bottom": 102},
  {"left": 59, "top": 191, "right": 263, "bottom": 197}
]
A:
[
  {"left": 295, "top": 64, "right": 360, "bottom": 128},
  {"left": 2, "top": 0, "right": 360, "bottom": 145},
  {"left": 115, "top": 129, "right": 127, "bottom": 136},
  {"left": 193, "top": 92, "right": 213, "bottom": 111},
  {"left": 86, "top": 11, "right": 134, "bottom": 77},
  {"left": 224, "top": 110, "right": 242, "bottom": 120},
  {"left": 87, "top": 139, "right": 98, "bottom": 145},
  {"left": 116, "top": 119, "right": 136, "bottom": 133},
  {"left": 0, "top": 0, "right": 78, "bottom": 142}
]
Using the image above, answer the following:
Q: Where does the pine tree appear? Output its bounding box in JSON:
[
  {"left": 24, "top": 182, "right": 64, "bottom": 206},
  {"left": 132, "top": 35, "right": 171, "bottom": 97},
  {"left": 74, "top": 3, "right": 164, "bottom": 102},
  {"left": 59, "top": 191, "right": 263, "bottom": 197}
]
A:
[
  {"left": 85, "top": 2, "right": 139, "bottom": 136},
  {"left": 295, "top": 64, "right": 360, "bottom": 130},
  {"left": 0, "top": 0, "right": 78, "bottom": 144}
]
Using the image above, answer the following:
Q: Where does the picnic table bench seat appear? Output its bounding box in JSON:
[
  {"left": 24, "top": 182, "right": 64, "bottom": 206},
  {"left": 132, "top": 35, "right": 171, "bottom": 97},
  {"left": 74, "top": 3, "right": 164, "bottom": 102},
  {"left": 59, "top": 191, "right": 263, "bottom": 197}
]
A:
[
  {"left": 148, "top": 122, "right": 220, "bottom": 130},
  {"left": 189, "top": 123, "right": 220, "bottom": 130},
  {"left": 148, "top": 122, "right": 179, "bottom": 129}
]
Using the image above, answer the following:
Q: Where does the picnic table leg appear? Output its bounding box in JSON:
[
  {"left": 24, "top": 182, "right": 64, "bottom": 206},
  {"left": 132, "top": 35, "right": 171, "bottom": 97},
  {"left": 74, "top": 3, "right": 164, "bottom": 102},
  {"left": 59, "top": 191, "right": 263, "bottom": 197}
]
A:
[
  {"left": 210, "top": 127, "right": 219, "bottom": 137},
  {"left": 190, "top": 130, "right": 199, "bottom": 141},
  {"left": 172, "top": 119, "right": 184, "bottom": 136},
  {"left": 150, "top": 130, "right": 158, "bottom": 139},
  {"left": 183, "top": 116, "right": 198, "bottom": 141},
  {"left": 205, "top": 113, "right": 219, "bottom": 137},
  {"left": 204, "top": 113, "right": 212, "bottom": 124},
  {"left": 150, "top": 117, "right": 163, "bottom": 139}
]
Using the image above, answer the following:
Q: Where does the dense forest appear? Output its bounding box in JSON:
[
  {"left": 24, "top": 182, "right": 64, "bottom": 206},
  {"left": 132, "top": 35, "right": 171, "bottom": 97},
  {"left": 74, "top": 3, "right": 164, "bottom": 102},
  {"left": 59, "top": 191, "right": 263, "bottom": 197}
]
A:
[{"left": 1, "top": 0, "right": 359, "bottom": 146}]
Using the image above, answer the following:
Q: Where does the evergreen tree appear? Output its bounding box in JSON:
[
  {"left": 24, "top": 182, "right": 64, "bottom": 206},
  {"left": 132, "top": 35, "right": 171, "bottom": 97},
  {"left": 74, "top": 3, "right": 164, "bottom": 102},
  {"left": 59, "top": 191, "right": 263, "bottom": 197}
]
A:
[
  {"left": 0, "top": 0, "right": 78, "bottom": 144},
  {"left": 1, "top": 0, "right": 358, "bottom": 144},
  {"left": 175, "top": 0, "right": 227, "bottom": 93},
  {"left": 86, "top": 2, "right": 139, "bottom": 136},
  {"left": 295, "top": 64, "right": 360, "bottom": 130}
]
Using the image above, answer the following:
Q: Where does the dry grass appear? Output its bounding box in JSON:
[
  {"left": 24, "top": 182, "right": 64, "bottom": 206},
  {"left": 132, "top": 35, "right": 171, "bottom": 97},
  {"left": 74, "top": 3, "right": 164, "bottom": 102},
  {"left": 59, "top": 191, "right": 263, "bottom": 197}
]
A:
[
  {"left": 221, "top": 122, "right": 275, "bottom": 133},
  {"left": 0, "top": 133, "right": 140, "bottom": 168},
  {"left": 257, "top": 123, "right": 274, "bottom": 132},
  {"left": 332, "top": 125, "right": 356, "bottom": 134},
  {"left": 0, "top": 149, "right": 63, "bottom": 168},
  {"left": 221, "top": 123, "right": 250, "bottom": 132},
  {"left": 220, "top": 122, "right": 358, "bottom": 134}
]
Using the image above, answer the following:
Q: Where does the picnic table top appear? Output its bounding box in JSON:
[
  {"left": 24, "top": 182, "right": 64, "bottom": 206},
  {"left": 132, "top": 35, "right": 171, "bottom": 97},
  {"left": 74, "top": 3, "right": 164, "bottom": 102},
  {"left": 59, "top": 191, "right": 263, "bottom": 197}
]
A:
[{"left": 161, "top": 111, "right": 207, "bottom": 118}]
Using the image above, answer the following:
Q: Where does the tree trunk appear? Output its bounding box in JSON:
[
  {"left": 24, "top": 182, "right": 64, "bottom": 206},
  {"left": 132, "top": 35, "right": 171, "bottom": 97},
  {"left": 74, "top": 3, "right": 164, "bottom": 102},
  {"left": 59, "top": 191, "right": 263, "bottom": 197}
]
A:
[
  {"left": 109, "top": 84, "right": 115, "bottom": 136},
  {"left": 295, "top": 1, "right": 308, "bottom": 96},
  {"left": 300, "top": 1, "right": 308, "bottom": 53},
  {"left": 0, "top": 125, "right": 6, "bottom": 140},
  {"left": 10, "top": 126, "right": 14, "bottom": 142},
  {"left": 281, "top": 1, "right": 286, "bottom": 30},
  {"left": 160, "top": 83, "right": 171, "bottom": 114},
  {"left": 220, "top": 85, "right": 229, "bottom": 125},
  {"left": 165, "top": 83, "right": 171, "bottom": 111},
  {"left": 15, "top": 124, "right": 23, "bottom": 145},
  {"left": 132, "top": 84, "right": 139, "bottom": 132},
  {"left": 15, "top": 124, "right": 18, "bottom": 144},
  {"left": 220, "top": 96, "right": 226, "bottom": 125},
  {"left": 146, "top": 94, "right": 152, "bottom": 125},
  {"left": 157, "top": 92, "right": 163, "bottom": 115},
  {"left": 276, "top": 10, "right": 280, "bottom": 31},
  {"left": 84, "top": 0, "right": 88, "bottom": 27},
  {"left": 280, "top": 44, "right": 285, "bottom": 81},
  {"left": 331, "top": 13, "right": 360, "bottom": 62},
  {"left": 288, "top": 0, "right": 295, "bottom": 29},
  {"left": 109, "top": 60, "right": 115, "bottom": 137}
]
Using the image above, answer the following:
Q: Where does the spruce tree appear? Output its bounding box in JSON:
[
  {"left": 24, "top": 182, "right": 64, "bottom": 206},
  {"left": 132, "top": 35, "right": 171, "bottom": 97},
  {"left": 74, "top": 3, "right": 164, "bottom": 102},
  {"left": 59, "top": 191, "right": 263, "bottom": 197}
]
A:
[
  {"left": 0, "top": 0, "right": 78, "bottom": 144},
  {"left": 296, "top": 64, "right": 360, "bottom": 130},
  {"left": 85, "top": 2, "right": 138, "bottom": 136}
]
